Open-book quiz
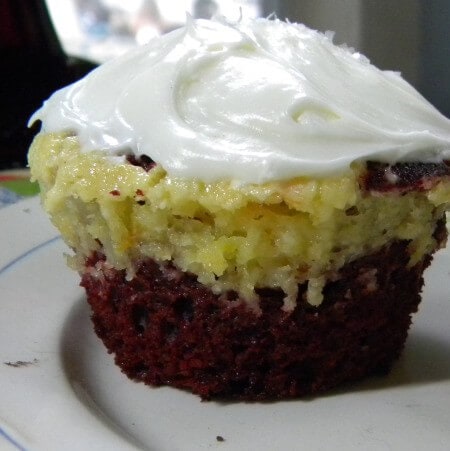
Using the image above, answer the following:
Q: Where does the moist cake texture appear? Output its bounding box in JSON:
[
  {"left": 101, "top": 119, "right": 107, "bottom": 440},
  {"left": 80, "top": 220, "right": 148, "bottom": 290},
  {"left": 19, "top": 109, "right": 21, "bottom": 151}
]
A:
[
  {"left": 28, "top": 17, "right": 450, "bottom": 399},
  {"left": 29, "top": 133, "right": 450, "bottom": 311},
  {"left": 81, "top": 236, "right": 441, "bottom": 400}
]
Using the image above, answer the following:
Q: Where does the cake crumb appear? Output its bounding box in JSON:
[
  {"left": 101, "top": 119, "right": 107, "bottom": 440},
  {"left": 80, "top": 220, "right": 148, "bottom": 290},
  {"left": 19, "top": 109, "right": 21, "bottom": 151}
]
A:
[{"left": 4, "top": 359, "right": 38, "bottom": 368}]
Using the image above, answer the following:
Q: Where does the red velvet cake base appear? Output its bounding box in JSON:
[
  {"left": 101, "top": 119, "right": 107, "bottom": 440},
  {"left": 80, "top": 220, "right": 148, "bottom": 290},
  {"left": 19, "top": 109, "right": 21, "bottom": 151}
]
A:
[{"left": 81, "top": 238, "right": 439, "bottom": 400}]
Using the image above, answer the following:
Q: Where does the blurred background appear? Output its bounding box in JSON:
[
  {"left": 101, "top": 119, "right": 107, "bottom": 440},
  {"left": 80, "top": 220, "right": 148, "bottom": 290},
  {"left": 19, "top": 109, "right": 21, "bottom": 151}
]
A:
[{"left": 1, "top": 0, "right": 449, "bottom": 170}]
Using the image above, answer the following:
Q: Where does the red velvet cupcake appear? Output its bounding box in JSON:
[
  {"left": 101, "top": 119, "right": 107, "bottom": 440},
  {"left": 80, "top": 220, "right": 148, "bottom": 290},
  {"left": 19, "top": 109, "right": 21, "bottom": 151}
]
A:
[{"left": 29, "top": 17, "right": 450, "bottom": 399}]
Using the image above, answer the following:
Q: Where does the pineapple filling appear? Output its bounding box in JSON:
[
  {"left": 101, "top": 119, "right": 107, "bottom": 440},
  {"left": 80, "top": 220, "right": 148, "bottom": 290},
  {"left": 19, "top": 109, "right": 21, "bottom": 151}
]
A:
[{"left": 29, "top": 133, "right": 450, "bottom": 310}]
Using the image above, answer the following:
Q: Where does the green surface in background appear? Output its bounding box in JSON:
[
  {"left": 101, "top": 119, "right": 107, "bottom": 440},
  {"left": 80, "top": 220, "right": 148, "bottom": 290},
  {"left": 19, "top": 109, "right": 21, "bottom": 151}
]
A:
[{"left": 0, "top": 179, "right": 40, "bottom": 196}]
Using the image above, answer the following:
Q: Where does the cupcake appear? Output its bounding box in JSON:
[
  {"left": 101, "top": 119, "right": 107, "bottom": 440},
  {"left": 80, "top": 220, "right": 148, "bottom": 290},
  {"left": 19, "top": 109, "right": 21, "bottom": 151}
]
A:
[{"left": 28, "top": 17, "right": 450, "bottom": 400}]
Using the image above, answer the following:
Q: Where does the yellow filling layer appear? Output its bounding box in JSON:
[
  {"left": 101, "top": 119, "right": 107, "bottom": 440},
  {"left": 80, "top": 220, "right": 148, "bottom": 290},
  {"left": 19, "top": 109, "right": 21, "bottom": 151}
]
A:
[{"left": 29, "top": 133, "right": 450, "bottom": 310}]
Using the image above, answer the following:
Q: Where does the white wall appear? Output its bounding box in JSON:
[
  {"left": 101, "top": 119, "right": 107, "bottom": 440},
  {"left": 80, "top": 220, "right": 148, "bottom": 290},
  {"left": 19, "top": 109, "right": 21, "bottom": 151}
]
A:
[
  {"left": 280, "top": 0, "right": 362, "bottom": 49},
  {"left": 279, "top": 0, "right": 421, "bottom": 87}
]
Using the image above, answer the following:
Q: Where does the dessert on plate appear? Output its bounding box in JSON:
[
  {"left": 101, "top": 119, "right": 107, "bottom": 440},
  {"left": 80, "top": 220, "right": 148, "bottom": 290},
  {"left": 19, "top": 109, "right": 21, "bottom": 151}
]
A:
[{"left": 28, "top": 17, "right": 450, "bottom": 400}]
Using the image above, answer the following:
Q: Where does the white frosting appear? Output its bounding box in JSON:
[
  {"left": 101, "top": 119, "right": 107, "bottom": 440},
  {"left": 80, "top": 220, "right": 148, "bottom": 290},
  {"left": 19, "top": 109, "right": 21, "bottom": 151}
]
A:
[{"left": 30, "top": 17, "right": 450, "bottom": 183}]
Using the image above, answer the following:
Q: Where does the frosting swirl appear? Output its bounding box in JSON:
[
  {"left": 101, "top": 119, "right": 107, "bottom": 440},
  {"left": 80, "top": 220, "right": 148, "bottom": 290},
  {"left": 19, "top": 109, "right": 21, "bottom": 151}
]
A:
[{"left": 30, "top": 17, "right": 450, "bottom": 183}]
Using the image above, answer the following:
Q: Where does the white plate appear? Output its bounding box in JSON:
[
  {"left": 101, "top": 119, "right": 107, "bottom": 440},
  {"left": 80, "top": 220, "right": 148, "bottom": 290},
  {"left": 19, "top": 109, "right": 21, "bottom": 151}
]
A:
[{"left": 1, "top": 197, "right": 450, "bottom": 451}]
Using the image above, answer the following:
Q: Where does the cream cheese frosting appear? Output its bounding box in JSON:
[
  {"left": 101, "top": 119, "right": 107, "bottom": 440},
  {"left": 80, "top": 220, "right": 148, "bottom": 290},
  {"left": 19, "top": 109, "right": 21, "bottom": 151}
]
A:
[{"left": 30, "top": 17, "right": 450, "bottom": 183}]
